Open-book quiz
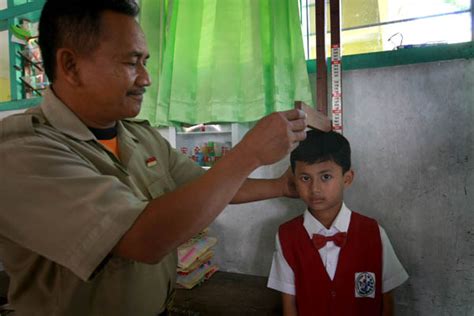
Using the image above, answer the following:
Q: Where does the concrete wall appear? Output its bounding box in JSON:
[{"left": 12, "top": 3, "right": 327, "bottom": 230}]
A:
[{"left": 210, "top": 59, "right": 474, "bottom": 315}]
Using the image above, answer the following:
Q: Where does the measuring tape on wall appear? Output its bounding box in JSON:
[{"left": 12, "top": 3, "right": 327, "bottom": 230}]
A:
[{"left": 331, "top": 44, "right": 342, "bottom": 133}]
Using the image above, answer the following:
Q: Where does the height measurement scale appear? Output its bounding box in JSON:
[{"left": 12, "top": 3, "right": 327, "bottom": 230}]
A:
[
  {"left": 331, "top": 45, "right": 342, "bottom": 133},
  {"left": 316, "top": 0, "right": 343, "bottom": 133},
  {"left": 330, "top": 0, "right": 343, "bottom": 133}
]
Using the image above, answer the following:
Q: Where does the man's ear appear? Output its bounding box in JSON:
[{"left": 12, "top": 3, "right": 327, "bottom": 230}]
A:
[
  {"left": 55, "top": 48, "right": 81, "bottom": 86},
  {"left": 343, "top": 169, "right": 354, "bottom": 188}
]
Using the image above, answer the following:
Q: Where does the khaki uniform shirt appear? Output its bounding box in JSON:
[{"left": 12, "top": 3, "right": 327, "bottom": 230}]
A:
[{"left": 0, "top": 89, "right": 205, "bottom": 315}]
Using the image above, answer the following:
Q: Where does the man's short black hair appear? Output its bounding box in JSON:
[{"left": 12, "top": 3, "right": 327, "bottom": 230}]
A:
[
  {"left": 38, "top": 0, "right": 140, "bottom": 82},
  {"left": 290, "top": 130, "right": 351, "bottom": 174}
]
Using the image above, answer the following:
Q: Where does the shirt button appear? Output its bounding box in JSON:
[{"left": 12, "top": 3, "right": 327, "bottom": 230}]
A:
[{"left": 331, "top": 290, "right": 336, "bottom": 298}]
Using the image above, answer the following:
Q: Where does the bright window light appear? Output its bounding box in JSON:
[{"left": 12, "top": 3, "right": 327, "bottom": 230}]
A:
[{"left": 299, "top": 0, "right": 472, "bottom": 59}]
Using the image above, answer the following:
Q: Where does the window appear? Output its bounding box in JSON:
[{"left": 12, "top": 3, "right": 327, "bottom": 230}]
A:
[
  {"left": 0, "top": 0, "right": 45, "bottom": 108},
  {"left": 299, "top": 0, "right": 472, "bottom": 59}
]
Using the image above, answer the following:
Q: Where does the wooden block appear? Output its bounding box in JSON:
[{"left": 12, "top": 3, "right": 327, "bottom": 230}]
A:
[{"left": 294, "top": 101, "right": 332, "bottom": 132}]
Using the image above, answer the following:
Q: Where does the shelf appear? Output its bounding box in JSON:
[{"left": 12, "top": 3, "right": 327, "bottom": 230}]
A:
[
  {"left": 18, "top": 50, "right": 44, "bottom": 72},
  {"left": 8, "top": 19, "right": 48, "bottom": 100},
  {"left": 19, "top": 76, "right": 46, "bottom": 95},
  {"left": 160, "top": 123, "right": 250, "bottom": 154}
]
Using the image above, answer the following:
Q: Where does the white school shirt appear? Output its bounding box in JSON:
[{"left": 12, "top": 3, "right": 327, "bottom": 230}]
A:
[{"left": 267, "top": 203, "right": 409, "bottom": 295}]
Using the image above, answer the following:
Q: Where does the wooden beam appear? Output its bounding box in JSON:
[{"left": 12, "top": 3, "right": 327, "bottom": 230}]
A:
[
  {"left": 315, "top": 0, "right": 328, "bottom": 115},
  {"left": 329, "top": 0, "right": 341, "bottom": 46}
]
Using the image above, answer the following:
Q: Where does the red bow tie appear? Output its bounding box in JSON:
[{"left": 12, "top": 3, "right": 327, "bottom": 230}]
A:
[{"left": 312, "top": 232, "right": 347, "bottom": 250}]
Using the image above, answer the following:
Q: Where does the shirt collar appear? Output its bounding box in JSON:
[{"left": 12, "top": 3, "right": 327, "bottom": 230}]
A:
[
  {"left": 40, "top": 88, "right": 139, "bottom": 144},
  {"left": 41, "top": 88, "right": 96, "bottom": 141},
  {"left": 303, "top": 202, "right": 352, "bottom": 237}
]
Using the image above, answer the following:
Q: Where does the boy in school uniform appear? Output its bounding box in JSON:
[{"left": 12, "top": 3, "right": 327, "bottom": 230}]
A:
[{"left": 267, "top": 130, "right": 408, "bottom": 316}]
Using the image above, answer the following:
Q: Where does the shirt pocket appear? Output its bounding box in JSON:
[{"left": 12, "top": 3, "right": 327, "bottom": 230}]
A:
[{"left": 147, "top": 176, "right": 175, "bottom": 199}]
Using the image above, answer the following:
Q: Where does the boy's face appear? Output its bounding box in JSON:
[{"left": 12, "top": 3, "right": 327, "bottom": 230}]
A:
[{"left": 294, "top": 160, "right": 354, "bottom": 215}]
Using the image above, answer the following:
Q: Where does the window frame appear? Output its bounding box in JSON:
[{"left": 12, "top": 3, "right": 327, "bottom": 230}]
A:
[
  {"left": 0, "top": 0, "right": 473, "bottom": 112},
  {"left": 306, "top": 41, "right": 474, "bottom": 74},
  {"left": 300, "top": 0, "right": 474, "bottom": 73}
]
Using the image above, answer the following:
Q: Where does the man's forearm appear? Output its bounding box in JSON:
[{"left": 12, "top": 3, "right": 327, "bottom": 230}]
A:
[
  {"left": 113, "top": 143, "right": 258, "bottom": 263},
  {"left": 231, "top": 178, "right": 283, "bottom": 204}
]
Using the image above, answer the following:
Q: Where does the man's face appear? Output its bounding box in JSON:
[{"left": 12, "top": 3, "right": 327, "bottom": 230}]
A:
[
  {"left": 294, "top": 160, "right": 353, "bottom": 214},
  {"left": 76, "top": 11, "right": 150, "bottom": 126}
]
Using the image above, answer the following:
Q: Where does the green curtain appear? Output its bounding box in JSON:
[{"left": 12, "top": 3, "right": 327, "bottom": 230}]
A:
[{"left": 139, "top": 0, "right": 313, "bottom": 126}]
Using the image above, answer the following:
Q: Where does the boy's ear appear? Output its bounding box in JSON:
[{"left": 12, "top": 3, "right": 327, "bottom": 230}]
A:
[
  {"left": 343, "top": 169, "right": 354, "bottom": 188},
  {"left": 56, "top": 48, "right": 81, "bottom": 86}
]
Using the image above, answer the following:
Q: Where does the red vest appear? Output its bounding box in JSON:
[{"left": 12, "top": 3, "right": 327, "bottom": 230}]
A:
[{"left": 279, "top": 212, "right": 382, "bottom": 316}]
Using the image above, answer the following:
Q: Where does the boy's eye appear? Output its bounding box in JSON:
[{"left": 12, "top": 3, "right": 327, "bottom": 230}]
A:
[
  {"left": 300, "top": 175, "right": 311, "bottom": 182},
  {"left": 321, "top": 174, "right": 332, "bottom": 181}
]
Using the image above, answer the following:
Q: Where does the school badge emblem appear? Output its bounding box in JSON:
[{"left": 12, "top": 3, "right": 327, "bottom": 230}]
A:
[{"left": 355, "top": 272, "right": 376, "bottom": 298}]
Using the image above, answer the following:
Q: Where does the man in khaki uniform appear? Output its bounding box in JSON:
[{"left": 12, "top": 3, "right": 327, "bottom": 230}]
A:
[{"left": 0, "top": 0, "right": 307, "bottom": 315}]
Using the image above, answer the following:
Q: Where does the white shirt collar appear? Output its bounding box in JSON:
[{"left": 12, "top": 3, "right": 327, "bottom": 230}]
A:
[{"left": 303, "top": 202, "right": 352, "bottom": 237}]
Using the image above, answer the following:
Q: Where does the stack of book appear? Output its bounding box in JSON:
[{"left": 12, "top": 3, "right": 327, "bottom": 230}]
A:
[{"left": 176, "top": 229, "right": 219, "bottom": 289}]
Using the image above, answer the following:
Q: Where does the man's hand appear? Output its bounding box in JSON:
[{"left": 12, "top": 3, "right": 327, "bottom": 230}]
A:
[
  {"left": 278, "top": 167, "right": 299, "bottom": 198},
  {"left": 236, "top": 109, "right": 307, "bottom": 167}
]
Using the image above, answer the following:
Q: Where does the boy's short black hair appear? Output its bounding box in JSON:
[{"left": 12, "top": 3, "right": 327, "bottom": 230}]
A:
[
  {"left": 39, "top": 0, "right": 140, "bottom": 82},
  {"left": 290, "top": 130, "right": 351, "bottom": 174}
]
